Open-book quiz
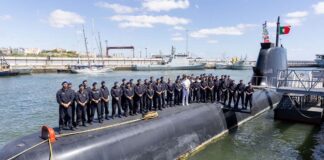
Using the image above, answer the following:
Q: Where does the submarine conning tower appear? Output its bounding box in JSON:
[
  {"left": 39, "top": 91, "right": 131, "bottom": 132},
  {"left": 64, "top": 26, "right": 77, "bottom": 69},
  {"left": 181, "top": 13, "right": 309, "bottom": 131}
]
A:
[
  {"left": 252, "top": 17, "right": 288, "bottom": 87},
  {"left": 251, "top": 42, "right": 288, "bottom": 86}
]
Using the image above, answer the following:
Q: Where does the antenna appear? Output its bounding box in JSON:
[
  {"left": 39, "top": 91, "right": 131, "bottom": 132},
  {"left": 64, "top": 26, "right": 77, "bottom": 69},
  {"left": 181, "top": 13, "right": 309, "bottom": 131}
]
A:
[
  {"left": 275, "top": 16, "right": 280, "bottom": 47},
  {"left": 185, "top": 29, "right": 189, "bottom": 57},
  {"left": 82, "top": 25, "right": 90, "bottom": 67}
]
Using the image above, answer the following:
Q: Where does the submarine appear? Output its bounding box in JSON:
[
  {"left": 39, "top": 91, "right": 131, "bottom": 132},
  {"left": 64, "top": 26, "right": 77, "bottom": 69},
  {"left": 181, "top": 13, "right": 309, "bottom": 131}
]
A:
[{"left": 0, "top": 19, "right": 287, "bottom": 160}]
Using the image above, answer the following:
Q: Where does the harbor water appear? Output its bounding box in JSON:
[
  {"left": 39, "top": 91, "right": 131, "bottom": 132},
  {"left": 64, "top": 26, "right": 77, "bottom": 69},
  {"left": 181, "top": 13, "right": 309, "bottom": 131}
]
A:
[{"left": 0, "top": 69, "right": 323, "bottom": 159}]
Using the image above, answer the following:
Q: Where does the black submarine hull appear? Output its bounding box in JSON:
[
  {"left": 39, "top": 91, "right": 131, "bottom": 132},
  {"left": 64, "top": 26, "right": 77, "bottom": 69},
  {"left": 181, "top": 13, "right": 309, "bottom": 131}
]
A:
[{"left": 0, "top": 90, "right": 281, "bottom": 160}]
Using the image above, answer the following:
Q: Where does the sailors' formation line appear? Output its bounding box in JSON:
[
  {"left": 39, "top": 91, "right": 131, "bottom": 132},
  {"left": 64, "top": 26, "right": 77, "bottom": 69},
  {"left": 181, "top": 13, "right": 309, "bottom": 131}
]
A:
[{"left": 56, "top": 74, "right": 254, "bottom": 133}]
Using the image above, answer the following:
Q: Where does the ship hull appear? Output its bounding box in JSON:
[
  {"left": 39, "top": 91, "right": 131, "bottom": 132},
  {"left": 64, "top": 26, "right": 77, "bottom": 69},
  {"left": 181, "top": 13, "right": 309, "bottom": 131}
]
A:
[
  {"left": 0, "top": 71, "right": 19, "bottom": 76},
  {"left": 132, "top": 63, "right": 206, "bottom": 71},
  {"left": 0, "top": 90, "right": 281, "bottom": 160}
]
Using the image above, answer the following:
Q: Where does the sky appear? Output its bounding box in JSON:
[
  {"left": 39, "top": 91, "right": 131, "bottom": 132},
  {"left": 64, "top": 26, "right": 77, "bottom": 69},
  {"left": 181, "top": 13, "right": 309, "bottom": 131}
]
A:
[{"left": 0, "top": 0, "right": 324, "bottom": 60}]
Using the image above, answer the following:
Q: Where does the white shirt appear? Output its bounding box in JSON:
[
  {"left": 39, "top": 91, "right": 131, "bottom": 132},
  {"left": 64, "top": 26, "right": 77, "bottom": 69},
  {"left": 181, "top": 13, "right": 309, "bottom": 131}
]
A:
[{"left": 181, "top": 79, "right": 191, "bottom": 90}]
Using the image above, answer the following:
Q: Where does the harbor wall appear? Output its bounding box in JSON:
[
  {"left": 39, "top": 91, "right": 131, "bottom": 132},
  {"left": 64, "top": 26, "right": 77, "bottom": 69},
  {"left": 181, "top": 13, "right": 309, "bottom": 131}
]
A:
[{"left": 3, "top": 56, "right": 318, "bottom": 72}]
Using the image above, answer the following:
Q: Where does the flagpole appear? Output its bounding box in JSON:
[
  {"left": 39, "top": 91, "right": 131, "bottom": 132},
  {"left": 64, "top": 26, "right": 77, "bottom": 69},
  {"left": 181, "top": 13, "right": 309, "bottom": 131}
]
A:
[{"left": 276, "top": 16, "right": 280, "bottom": 47}]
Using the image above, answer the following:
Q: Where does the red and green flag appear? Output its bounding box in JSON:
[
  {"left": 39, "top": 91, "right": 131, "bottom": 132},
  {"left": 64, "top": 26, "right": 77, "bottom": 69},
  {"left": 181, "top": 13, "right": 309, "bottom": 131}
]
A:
[{"left": 279, "top": 26, "right": 291, "bottom": 35}]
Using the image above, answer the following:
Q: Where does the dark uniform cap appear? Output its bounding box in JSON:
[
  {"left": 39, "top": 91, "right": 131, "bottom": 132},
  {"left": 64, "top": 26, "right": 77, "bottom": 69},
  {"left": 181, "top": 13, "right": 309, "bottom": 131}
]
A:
[
  {"left": 137, "top": 79, "right": 141, "bottom": 82},
  {"left": 79, "top": 84, "right": 84, "bottom": 88},
  {"left": 62, "top": 81, "right": 68, "bottom": 85},
  {"left": 82, "top": 80, "right": 87, "bottom": 83},
  {"left": 160, "top": 76, "right": 164, "bottom": 79},
  {"left": 122, "top": 78, "right": 126, "bottom": 82},
  {"left": 114, "top": 81, "right": 118, "bottom": 85},
  {"left": 93, "top": 82, "right": 97, "bottom": 86},
  {"left": 130, "top": 79, "right": 133, "bottom": 82}
]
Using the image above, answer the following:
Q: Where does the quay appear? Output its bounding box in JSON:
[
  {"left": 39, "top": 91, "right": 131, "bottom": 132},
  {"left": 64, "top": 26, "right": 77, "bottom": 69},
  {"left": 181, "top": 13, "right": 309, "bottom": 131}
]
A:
[{"left": 3, "top": 56, "right": 320, "bottom": 73}]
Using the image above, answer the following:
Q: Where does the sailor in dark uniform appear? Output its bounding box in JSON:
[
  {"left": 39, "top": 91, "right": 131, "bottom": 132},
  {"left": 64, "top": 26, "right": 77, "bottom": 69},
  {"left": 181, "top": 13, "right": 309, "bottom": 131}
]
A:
[
  {"left": 90, "top": 82, "right": 102, "bottom": 123},
  {"left": 120, "top": 78, "right": 127, "bottom": 114},
  {"left": 160, "top": 76, "right": 167, "bottom": 108},
  {"left": 67, "top": 82, "right": 76, "bottom": 127},
  {"left": 146, "top": 84, "right": 154, "bottom": 111},
  {"left": 76, "top": 84, "right": 88, "bottom": 127},
  {"left": 100, "top": 81, "right": 110, "bottom": 120},
  {"left": 192, "top": 77, "right": 201, "bottom": 103},
  {"left": 174, "top": 79, "right": 182, "bottom": 105},
  {"left": 220, "top": 76, "right": 228, "bottom": 105},
  {"left": 82, "top": 80, "right": 92, "bottom": 123},
  {"left": 207, "top": 77, "right": 214, "bottom": 103},
  {"left": 154, "top": 79, "right": 163, "bottom": 110},
  {"left": 228, "top": 80, "right": 237, "bottom": 108},
  {"left": 200, "top": 78, "right": 208, "bottom": 103},
  {"left": 124, "top": 82, "right": 134, "bottom": 116},
  {"left": 235, "top": 80, "right": 245, "bottom": 109},
  {"left": 56, "top": 81, "right": 74, "bottom": 133},
  {"left": 166, "top": 78, "right": 174, "bottom": 107},
  {"left": 245, "top": 82, "right": 254, "bottom": 110},
  {"left": 214, "top": 76, "right": 221, "bottom": 102},
  {"left": 111, "top": 82, "right": 122, "bottom": 118},
  {"left": 134, "top": 79, "right": 144, "bottom": 114},
  {"left": 129, "top": 79, "right": 134, "bottom": 88},
  {"left": 143, "top": 79, "right": 149, "bottom": 110}
]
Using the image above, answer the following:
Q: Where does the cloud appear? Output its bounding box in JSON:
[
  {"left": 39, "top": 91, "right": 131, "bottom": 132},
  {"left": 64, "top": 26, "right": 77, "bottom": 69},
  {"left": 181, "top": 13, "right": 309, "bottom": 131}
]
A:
[
  {"left": 142, "top": 0, "right": 190, "bottom": 12},
  {"left": 110, "top": 15, "right": 190, "bottom": 28},
  {"left": 95, "top": 2, "right": 136, "bottom": 14},
  {"left": 171, "top": 36, "right": 185, "bottom": 41},
  {"left": 173, "top": 26, "right": 186, "bottom": 30},
  {"left": 284, "top": 18, "right": 303, "bottom": 26},
  {"left": 207, "top": 40, "right": 218, "bottom": 44},
  {"left": 0, "top": 14, "right": 12, "bottom": 21},
  {"left": 286, "top": 11, "right": 308, "bottom": 18},
  {"left": 313, "top": 2, "right": 324, "bottom": 14},
  {"left": 48, "top": 9, "right": 85, "bottom": 28},
  {"left": 190, "top": 24, "right": 256, "bottom": 38}
]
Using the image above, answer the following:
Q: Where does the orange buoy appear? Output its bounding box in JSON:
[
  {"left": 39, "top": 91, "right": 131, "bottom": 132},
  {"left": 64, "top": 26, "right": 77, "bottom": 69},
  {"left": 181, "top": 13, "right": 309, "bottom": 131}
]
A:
[{"left": 41, "top": 126, "right": 56, "bottom": 143}]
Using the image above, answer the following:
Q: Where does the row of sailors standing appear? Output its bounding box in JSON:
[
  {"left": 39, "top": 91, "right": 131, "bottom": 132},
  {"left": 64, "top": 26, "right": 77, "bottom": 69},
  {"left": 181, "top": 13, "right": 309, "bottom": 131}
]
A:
[{"left": 56, "top": 74, "right": 254, "bottom": 133}]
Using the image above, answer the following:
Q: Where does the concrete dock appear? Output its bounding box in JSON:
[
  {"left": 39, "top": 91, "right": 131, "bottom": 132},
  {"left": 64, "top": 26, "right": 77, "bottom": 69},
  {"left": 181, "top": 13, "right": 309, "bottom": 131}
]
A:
[{"left": 3, "top": 56, "right": 320, "bottom": 73}]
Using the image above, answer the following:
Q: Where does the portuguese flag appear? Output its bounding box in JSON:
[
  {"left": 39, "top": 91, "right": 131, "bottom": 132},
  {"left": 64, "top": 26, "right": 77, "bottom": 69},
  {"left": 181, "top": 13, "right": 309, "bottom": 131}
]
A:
[{"left": 279, "top": 26, "right": 291, "bottom": 35}]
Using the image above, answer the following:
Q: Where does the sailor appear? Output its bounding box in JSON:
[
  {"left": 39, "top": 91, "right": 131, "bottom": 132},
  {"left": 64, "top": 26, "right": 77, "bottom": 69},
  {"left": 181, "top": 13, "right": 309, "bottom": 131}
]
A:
[
  {"left": 174, "top": 79, "right": 182, "bottom": 105},
  {"left": 166, "top": 78, "right": 174, "bottom": 107},
  {"left": 228, "top": 80, "right": 237, "bottom": 108},
  {"left": 56, "top": 81, "right": 74, "bottom": 133},
  {"left": 235, "top": 80, "right": 245, "bottom": 109},
  {"left": 142, "top": 79, "right": 149, "bottom": 110},
  {"left": 129, "top": 79, "right": 134, "bottom": 88},
  {"left": 181, "top": 75, "right": 191, "bottom": 106},
  {"left": 111, "top": 82, "right": 122, "bottom": 118},
  {"left": 76, "top": 84, "right": 89, "bottom": 127},
  {"left": 124, "top": 82, "right": 134, "bottom": 116},
  {"left": 207, "top": 77, "right": 214, "bottom": 103},
  {"left": 200, "top": 77, "right": 208, "bottom": 103},
  {"left": 134, "top": 79, "right": 144, "bottom": 114},
  {"left": 220, "top": 76, "right": 228, "bottom": 105},
  {"left": 90, "top": 82, "right": 102, "bottom": 123},
  {"left": 189, "top": 76, "right": 194, "bottom": 104},
  {"left": 120, "top": 78, "right": 127, "bottom": 114},
  {"left": 192, "top": 77, "right": 201, "bottom": 103},
  {"left": 245, "top": 82, "right": 254, "bottom": 110},
  {"left": 214, "top": 76, "right": 221, "bottom": 102},
  {"left": 160, "top": 76, "right": 167, "bottom": 108},
  {"left": 146, "top": 84, "right": 154, "bottom": 111},
  {"left": 100, "top": 81, "right": 110, "bottom": 120},
  {"left": 82, "top": 80, "right": 92, "bottom": 124},
  {"left": 67, "top": 82, "right": 76, "bottom": 127},
  {"left": 154, "top": 79, "right": 163, "bottom": 110}
]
